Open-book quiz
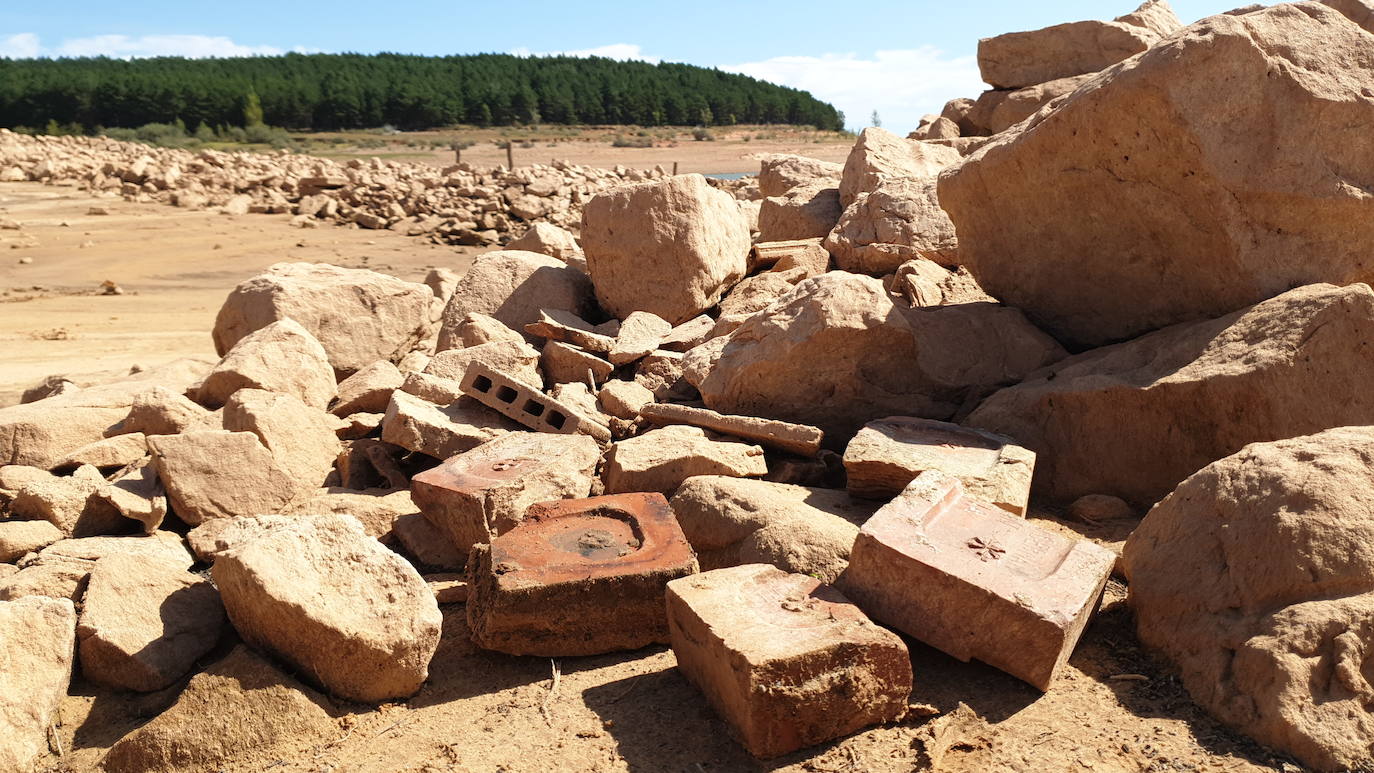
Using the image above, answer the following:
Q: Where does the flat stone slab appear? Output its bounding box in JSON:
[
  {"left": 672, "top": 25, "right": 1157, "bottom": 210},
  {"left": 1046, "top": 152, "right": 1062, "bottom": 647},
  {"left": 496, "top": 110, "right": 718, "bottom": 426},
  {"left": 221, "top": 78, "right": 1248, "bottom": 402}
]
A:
[
  {"left": 460, "top": 362, "right": 610, "bottom": 442},
  {"left": 666, "top": 563, "right": 911, "bottom": 759},
  {"left": 467, "top": 493, "right": 698, "bottom": 656},
  {"left": 844, "top": 416, "right": 1035, "bottom": 516},
  {"left": 839, "top": 471, "right": 1114, "bottom": 690},
  {"left": 410, "top": 431, "right": 599, "bottom": 561},
  {"left": 639, "top": 402, "right": 823, "bottom": 457}
]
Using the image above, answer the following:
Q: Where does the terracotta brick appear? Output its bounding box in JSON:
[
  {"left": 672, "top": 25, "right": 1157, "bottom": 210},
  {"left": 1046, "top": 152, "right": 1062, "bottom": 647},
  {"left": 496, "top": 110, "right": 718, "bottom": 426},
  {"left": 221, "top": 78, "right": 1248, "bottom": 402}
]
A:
[
  {"left": 639, "top": 402, "right": 823, "bottom": 457},
  {"left": 666, "top": 564, "right": 911, "bottom": 759},
  {"left": 843, "top": 416, "right": 1035, "bottom": 516},
  {"left": 459, "top": 362, "right": 610, "bottom": 442},
  {"left": 410, "top": 431, "right": 599, "bottom": 560},
  {"left": 839, "top": 471, "right": 1114, "bottom": 690},
  {"left": 466, "top": 493, "right": 698, "bottom": 656}
]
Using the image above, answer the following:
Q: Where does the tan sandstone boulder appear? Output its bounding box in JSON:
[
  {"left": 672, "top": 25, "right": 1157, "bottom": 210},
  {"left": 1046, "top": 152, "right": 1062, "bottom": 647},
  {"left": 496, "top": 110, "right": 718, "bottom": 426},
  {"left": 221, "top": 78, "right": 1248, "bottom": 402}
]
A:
[
  {"left": 825, "top": 178, "right": 959, "bottom": 274},
  {"left": 1122, "top": 427, "right": 1374, "bottom": 771},
  {"left": 966, "top": 73, "right": 1094, "bottom": 135},
  {"left": 670, "top": 476, "right": 876, "bottom": 583},
  {"left": 212, "top": 514, "right": 442, "bottom": 703},
  {"left": 967, "top": 283, "right": 1374, "bottom": 507},
  {"left": 603, "top": 425, "right": 767, "bottom": 494},
  {"left": 581, "top": 174, "right": 751, "bottom": 325},
  {"left": 757, "top": 184, "right": 843, "bottom": 242},
  {"left": 77, "top": 553, "right": 225, "bottom": 692},
  {"left": 688, "top": 272, "right": 1065, "bottom": 443},
  {"left": 758, "top": 154, "right": 843, "bottom": 197},
  {"left": 148, "top": 431, "right": 303, "bottom": 525},
  {"left": 839, "top": 128, "right": 961, "bottom": 208},
  {"left": 976, "top": 1, "right": 1179, "bottom": 89},
  {"left": 436, "top": 250, "right": 596, "bottom": 350},
  {"left": 198, "top": 319, "right": 336, "bottom": 409},
  {"left": 0, "top": 596, "right": 76, "bottom": 773},
  {"left": 330, "top": 360, "right": 404, "bottom": 416},
  {"left": 506, "top": 222, "right": 582, "bottom": 261},
  {"left": 223, "top": 389, "right": 342, "bottom": 489},
  {"left": 212, "top": 262, "right": 436, "bottom": 376},
  {"left": 942, "top": 3, "right": 1374, "bottom": 349}
]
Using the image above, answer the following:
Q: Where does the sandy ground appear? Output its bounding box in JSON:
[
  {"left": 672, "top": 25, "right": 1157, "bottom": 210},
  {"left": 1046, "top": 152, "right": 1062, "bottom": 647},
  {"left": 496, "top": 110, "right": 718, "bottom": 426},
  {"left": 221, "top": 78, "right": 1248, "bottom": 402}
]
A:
[
  {"left": 0, "top": 182, "right": 477, "bottom": 407},
  {"left": 3, "top": 179, "right": 1296, "bottom": 772}
]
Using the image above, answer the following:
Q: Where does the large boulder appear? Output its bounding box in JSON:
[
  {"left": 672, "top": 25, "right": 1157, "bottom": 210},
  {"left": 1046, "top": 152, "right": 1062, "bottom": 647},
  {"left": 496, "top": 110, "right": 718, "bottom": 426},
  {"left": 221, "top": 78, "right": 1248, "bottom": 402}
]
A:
[
  {"left": 975, "top": 1, "right": 1180, "bottom": 89},
  {"left": 1122, "top": 427, "right": 1374, "bottom": 771},
  {"left": 505, "top": 222, "right": 583, "bottom": 262},
  {"left": 212, "top": 262, "right": 436, "bottom": 376},
  {"left": 758, "top": 154, "right": 843, "bottom": 197},
  {"left": 0, "top": 359, "right": 210, "bottom": 468},
  {"left": 966, "top": 283, "right": 1374, "bottom": 507},
  {"left": 101, "top": 646, "right": 337, "bottom": 773},
  {"left": 966, "top": 73, "right": 1093, "bottom": 135},
  {"left": 941, "top": 3, "right": 1374, "bottom": 349},
  {"left": 839, "top": 128, "right": 961, "bottom": 208},
  {"left": 148, "top": 431, "right": 303, "bottom": 525},
  {"left": 581, "top": 174, "right": 751, "bottom": 325},
  {"left": 688, "top": 272, "right": 1065, "bottom": 442},
  {"left": 197, "top": 319, "right": 336, "bottom": 409},
  {"left": 223, "top": 389, "right": 341, "bottom": 489},
  {"left": 825, "top": 178, "right": 959, "bottom": 274},
  {"left": 0, "top": 596, "right": 76, "bottom": 773},
  {"left": 435, "top": 250, "right": 596, "bottom": 350},
  {"left": 757, "top": 184, "right": 842, "bottom": 242},
  {"left": 211, "top": 514, "right": 441, "bottom": 703}
]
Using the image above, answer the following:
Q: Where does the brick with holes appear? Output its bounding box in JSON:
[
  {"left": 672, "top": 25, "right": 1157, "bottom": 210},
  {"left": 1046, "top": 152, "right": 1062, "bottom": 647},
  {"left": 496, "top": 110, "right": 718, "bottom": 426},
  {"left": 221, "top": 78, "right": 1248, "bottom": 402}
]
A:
[
  {"left": 410, "top": 431, "right": 601, "bottom": 561},
  {"left": 459, "top": 362, "right": 610, "bottom": 442},
  {"left": 838, "top": 470, "right": 1114, "bottom": 690},
  {"left": 466, "top": 493, "right": 698, "bottom": 656},
  {"left": 666, "top": 563, "right": 911, "bottom": 759}
]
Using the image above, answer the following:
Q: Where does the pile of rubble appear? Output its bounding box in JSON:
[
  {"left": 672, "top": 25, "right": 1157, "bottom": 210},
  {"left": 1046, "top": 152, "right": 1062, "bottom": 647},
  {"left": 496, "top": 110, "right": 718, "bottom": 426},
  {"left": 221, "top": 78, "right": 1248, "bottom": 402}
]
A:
[
  {"left": 0, "top": 130, "right": 688, "bottom": 247},
  {"left": 6, "top": 1, "right": 1374, "bottom": 770}
]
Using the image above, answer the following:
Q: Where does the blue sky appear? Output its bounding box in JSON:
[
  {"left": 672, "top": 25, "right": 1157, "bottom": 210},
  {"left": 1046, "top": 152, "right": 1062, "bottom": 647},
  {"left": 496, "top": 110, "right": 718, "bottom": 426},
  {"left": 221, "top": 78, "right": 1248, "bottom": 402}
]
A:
[{"left": 2, "top": 0, "right": 1247, "bottom": 132}]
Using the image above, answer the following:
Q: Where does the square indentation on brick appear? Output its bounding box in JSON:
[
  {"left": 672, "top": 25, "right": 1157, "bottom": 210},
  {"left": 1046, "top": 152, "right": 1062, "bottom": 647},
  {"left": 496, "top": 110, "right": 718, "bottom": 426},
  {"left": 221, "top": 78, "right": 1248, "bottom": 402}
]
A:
[
  {"left": 666, "top": 563, "right": 912, "bottom": 759},
  {"left": 466, "top": 493, "right": 698, "bottom": 656},
  {"left": 839, "top": 471, "right": 1114, "bottom": 690},
  {"left": 410, "top": 432, "right": 600, "bottom": 561},
  {"left": 844, "top": 416, "right": 1035, "bottom": 516}
]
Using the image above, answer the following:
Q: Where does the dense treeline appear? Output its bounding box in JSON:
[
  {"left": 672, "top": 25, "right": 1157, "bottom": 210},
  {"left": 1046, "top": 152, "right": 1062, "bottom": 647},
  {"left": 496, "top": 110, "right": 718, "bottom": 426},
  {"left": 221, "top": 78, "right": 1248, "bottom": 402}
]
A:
[{"left": 0, "top": 53, "right": 844, "bottom": 131}]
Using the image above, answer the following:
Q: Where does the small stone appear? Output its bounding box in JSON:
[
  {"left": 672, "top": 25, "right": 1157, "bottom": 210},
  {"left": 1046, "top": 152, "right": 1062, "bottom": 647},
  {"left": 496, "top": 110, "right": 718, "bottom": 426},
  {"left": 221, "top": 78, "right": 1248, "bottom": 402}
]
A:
[{"left": 603, "top": 425, "right": 767, "bottom": 495}]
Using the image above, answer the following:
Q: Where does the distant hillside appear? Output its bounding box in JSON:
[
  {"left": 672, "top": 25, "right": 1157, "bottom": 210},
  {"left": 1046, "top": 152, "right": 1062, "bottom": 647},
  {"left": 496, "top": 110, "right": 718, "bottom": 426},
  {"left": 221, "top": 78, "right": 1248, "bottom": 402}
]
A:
[{"left": 0, "top": 52, "right": 844, "bottom": 132}]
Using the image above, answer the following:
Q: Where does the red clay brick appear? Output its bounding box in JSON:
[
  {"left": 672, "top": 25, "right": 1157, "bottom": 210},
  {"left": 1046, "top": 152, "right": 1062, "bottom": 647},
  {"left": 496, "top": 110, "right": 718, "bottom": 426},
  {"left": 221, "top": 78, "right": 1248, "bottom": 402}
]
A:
[
  {"left": 466, "top": 493, "right": 698, "bottom": 656},
  {"left": 666, "top": 564, "right": 911, "bottom": 759},
  {"left": 839, "top": 471, "right": 1114, "bottom": 690}
]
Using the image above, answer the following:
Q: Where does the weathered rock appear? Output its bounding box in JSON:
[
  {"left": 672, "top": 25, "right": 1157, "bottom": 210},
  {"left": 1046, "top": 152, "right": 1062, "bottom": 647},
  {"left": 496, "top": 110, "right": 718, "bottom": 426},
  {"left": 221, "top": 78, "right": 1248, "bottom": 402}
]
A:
[
  {"left": 844, "top": 417, "right": 1035, "bottom": 516},
  {"left": 391, "top": 513, "right": 463, "bottom": 570},
  {"left": 223, "top": 389, "right": 342, "bottom": 489},
  {"left": 0, "top": 596, "right": 76, "bottom": 773},
  {"left": 839, "top": 128, "right": 961, "bottom": 208},
  {"left": 0, "top": 519, "right": 63, "bottom": 563},
  {"left": 101, "top": 646, "right": 338, "bottom": 773},
  {"left": 424, "top": 340, "right": 541, "bottom": 386},
  {"left": 113, "top": 385, "right": 214, "bottom": 436},
  {"left": 100, "top": 457, "right": 169, "bottom": 533},
  {"left": 212, "top": 514, "right": 442, "bottom": 703},
  {"left": 541, "top": 341, "right": 613, "bottom": 385},
  {"left": 380, "top": 390, "right": 517, "bottom": 460},
  {"left": 410, "top": 431, "right": 600, "bottom": 558},
  {"left": 598, "top": 379, "right": 655, "bottom": 420},
  {"left": 1069, "top": 494, "right": 1135, "bottom": 522},
  {"left": 909, "top": 116, "right": 961, "bottom": 141},
  {"left": 967, "top": 283, "right": 1374, "bottom": 506},
  {"left": 77, "top": 553, "right": 225, "bottom": 692},
  {"left": 35, "top": 531, "right": 193, "bottom": 570},
  {"left": 716, "top": 268, "right": 808, "bottom": 325},
  {"left": 758, "top": 154, "right": 843, "bottom": 197},
  {"left": 423, "top": 267, "right": 460, "bottom": 302},
  {"left": 436, "top": 250, "right": 596, "bottom": 350},
  {"left": 11, "top": 465, "right": 129, "bottom": 537},
  {"left": 52, "top": 432, "right": 147, "bottom": 472},
  {"left": 198, "top": 319, "right": 336, "bottom": 409},
  {"left": 398, "top": 371, "right": 465, "bottom": 406},
  {"left": 581, "top": 174, "right": 751, "bottom": 325},
  {"left": 609, "top": 311, "right": 672, "bottom": 366},
  {"left": 0, "top": 561, "right": 88, "bottom": 602},
  {"left": 186, "top": 515, "right": 300, "bottom": 563},
  {"left": 506, "top": 221, "right": 582, "bottom": 261},
  {"left": 280, "top": 488, "right": 419, "bottom": 541},
  {"left": 942, "top": 3, "right": 1374, "bottom": 349},
  {"left": 1122, "top": 427, "right": 1374, "bottom": 771},
  {"left": 212, "top": 262, "right": 436, "bottom": 375},
  {"left": 603, "top": 425, "right": 767, "bottom": 495},
  {"left": 690, "top": 272, "right": 1065, "bottom": 442},
  {"left": 975, "top": 1, "right": 1176, "bottom": 89},
  {"left": 886, "top": 260, "right": 993, "bottom": 308},
  {"left": 331, "top": 360, "right": 404, "bottom": 417},
  {"left": 0, "top": 359, "right": 211, "bottom": 468},
  {"left": 659, "top": 314, "right": 717, "bottom": 353},
  {"left": 751, "top": 238, "right": 832, "bottom": 277},
  {"left": 639, "top": 403, "right": 823, "bottom": 457},
  {"left": 148, "top": 431, "right": 302, "bottom": 525},
  {"left": 966, "top": 74, "right": 1093, "bottom": 135},
  {"left": 826, "top": 178, "right": 959, "bottom": 274},
  {"left": 671, "top": 477, "right": 875, "bottom": 583},
  {"left": 448, "top": 312, "right": 526, "bottom": 348},
  {"left": 757, "top": 185, "right": 843, "bottom": 242}
]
